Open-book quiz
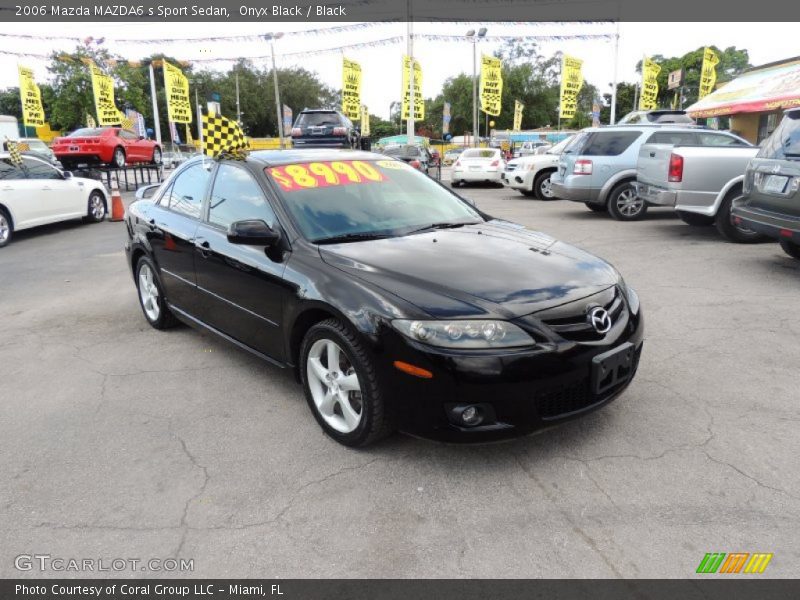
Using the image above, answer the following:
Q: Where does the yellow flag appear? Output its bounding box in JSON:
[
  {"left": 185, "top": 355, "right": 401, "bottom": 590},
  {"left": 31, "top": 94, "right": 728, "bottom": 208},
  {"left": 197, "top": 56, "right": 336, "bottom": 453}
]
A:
[
  {"left": 18, "top": 66, "right": 45, "bottom": 127},
  {"left": 699, "top": 47, "right": 720, "bottom": 99},
  {"left": 480, "top": 55, "right": 503, "bottom": 117},
  {"left": 513, "top": 100, "right": 524, "bottom": 131},
  {"left": 163, "top": 60, "right": 192, "bottom": 124},
  {"left": 360, "top": 105, "right": 370, "bottom": 136},
  {"left": 342, "top": 57, "right": 362, "bottom": 120},
  {"left": 559, "top": 55, "right": 584, "bottom": 120},
  {"left": 88, "top": 61, "right": 124, "bottom": 126},
  {"left": 401, "top": 56, "right": 424, "bottom": 120},
  {"left": 639, "top": 57, "right": 662, "bottom": 110}
]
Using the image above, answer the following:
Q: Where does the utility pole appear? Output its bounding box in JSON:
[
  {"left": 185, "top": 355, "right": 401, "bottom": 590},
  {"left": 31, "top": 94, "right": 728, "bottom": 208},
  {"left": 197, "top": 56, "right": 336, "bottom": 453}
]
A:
[
  {"left": 235, "top": 71, "right": 241, "bottom": 124},
  {"left": 406, "top": 11, "right": 415, "bottom": 144},
  {"left": 610, "top": 21, "right": 620, "bottom": 124},
  {"left": 266, "top": 33, "right": 285, "bottom": 148},
  {"left": 148, "top": 61, "right": 162, "bottom": 145}
]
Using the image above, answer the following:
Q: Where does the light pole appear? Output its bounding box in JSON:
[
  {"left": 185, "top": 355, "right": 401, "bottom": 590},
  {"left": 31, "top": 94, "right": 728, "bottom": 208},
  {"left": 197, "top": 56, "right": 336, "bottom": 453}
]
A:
[
  {"left": 466, "top": 28, "right": 487, "bottom": 147},
  {"left": 389, "top": 101, "right": 401, "bottom": 133},
  {"left": 265, "top": 32, "right": 285, "bottom": 149}
]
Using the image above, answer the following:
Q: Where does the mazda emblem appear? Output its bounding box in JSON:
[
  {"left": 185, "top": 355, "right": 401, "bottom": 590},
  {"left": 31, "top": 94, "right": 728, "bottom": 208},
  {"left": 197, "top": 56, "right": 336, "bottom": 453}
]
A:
[{"left": 588, "top": 306, "right": 612, "bottom": 334}]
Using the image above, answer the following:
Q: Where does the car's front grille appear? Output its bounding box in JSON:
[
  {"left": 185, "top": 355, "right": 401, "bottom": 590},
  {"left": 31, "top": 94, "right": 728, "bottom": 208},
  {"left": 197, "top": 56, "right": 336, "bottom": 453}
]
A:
[{"left": 540, "top": 288, "right": 625, "bottom": 341}]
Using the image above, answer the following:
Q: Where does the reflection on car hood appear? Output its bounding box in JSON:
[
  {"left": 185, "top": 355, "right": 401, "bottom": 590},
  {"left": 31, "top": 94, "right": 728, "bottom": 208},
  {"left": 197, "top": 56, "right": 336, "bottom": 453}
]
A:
[{"left": 319, "top": 221, "right": 619, "bottom": 319}]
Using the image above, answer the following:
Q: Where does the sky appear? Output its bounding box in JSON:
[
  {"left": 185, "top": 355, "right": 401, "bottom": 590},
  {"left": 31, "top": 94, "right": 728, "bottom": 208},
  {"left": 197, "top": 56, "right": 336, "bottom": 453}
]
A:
[{"left": 0, "top": 21, "right": 797, "bottom": 121}]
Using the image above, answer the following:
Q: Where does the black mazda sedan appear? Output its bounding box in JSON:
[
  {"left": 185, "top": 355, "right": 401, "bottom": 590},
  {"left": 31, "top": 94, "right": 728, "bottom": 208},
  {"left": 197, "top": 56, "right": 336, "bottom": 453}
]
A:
[{"left": 124, "top": 150, "right": 643, "bottom": 446}]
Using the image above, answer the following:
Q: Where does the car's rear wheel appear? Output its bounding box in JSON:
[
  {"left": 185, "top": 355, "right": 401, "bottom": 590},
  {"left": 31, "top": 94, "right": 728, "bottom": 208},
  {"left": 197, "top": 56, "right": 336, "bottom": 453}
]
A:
[
  {"left": 85, "top": 190, "right": 106, "bottom": 223},
  {"left": 0, "top": 208, "right": 12, "bottom": 248},
  {"left": 151, "top": 147, "right": 162, "bottom": 165},
  {"left": 136, "top": 257, "right": 177, "bottom": 329},
  {"left": 585, "top": 202, "right": 607, "bottom": 213},
  {"left": 300, "top": 318, "right": 393, "bottom": 447},
  {"left": 779, "top": 239, "right": 800, "bottom": 260},
  {"left": 714, "top": 189, "right": 768, "bottom": 243},
  {"left": 677, "top": 211, "right": 714, "bottom": 226},
  {"left": 533, "top": 170, "right": 557, "bottom": 200},
  {"left": 112, "top": 147, "right": 126, "bottom": 168},
  {"left": 607, "top": 181, "right": 648, "bottom": 221}
]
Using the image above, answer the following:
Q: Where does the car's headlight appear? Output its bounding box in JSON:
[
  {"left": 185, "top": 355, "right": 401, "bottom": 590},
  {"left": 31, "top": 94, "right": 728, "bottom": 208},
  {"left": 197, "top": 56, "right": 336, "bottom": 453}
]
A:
[
  {"left": 522, "top": 163, "right": 536, "bottom": 171},
  {"left": 392, "top": 319, "right": 535, "bottom": 349},
  {"left": 619, "top": 280, "right": 640, "bottom": 315}
]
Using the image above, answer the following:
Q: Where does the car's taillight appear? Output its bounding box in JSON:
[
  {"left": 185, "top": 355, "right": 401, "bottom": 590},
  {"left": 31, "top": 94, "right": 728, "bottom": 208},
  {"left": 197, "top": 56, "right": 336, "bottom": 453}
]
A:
[
  {"left": 333, "top": 127, "right": 347, "bottom": 135},
  {"left": 573, "top": 159, "right": 593, "bottom": 175},
  {"left": 490, "top": 160, "right": 500, "bottom": 167},
  {"left": 668, "top": 153, "right": 684, "bottom": 182},
  {"left": 291, "top": 127, "right": 301, "bottom": 136},
  {"left": 410, "top": 160, "right": 421, "bottom": 169}
]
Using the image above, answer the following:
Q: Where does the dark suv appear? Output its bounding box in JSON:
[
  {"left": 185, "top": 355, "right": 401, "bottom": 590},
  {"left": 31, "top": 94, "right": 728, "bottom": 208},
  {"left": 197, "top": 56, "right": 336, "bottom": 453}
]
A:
[
  {"left": 290, "top": 109, "right": 359, "bottom": 149},
  {"left": 732, "top": 109, "right": 800, "bottom": 258}
]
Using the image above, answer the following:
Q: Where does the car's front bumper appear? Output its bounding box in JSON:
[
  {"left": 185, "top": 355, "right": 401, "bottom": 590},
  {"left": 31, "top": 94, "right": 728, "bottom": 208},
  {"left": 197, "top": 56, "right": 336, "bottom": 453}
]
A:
[
  {"left": 731, "top": 203, "right": 800, "bottom": 243},
  {"left": 377, "top": 309, "right": 644, "bottom": 442},
  {"left": 501, "top": 169, "right": 533, "bottom": 190}
]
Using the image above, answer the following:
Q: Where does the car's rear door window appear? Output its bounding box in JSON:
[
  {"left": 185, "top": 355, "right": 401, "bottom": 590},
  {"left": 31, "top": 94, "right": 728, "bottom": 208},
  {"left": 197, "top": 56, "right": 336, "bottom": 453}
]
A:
[
  {"left": 646, "top": 131, "right": 698, "bottom": 145},
  {"left": 580, "top": 131, "right": 642, "bottom": 156},
  {"left": 0, "top": 159, "right": 25, "bottom": 180},
  {"left": 757, "top": 112, "right": 800, "bottom": 159},
  {"left": 696, "top": 133, "right": 749, "bottom": 146},
  {"left": 164, "top": 162, "right": 211, "bottom": 219}
]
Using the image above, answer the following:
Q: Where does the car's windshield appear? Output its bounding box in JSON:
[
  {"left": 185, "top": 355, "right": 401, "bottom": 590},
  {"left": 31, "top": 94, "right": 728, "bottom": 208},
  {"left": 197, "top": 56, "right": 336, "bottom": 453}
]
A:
[
  {"left": 265, "top": 159, "right": 483, "bottom": 242},
  {"left": 757, "top": 111, "right": 800, "bottom": 159},
  {"left": 68, "top": 128, "right": 104, "bottom": 137},
  {"left": 383, "top": 145, "right": 421, "bottom": 158},
  {"left": 545, "top": 136, "right": 574, "bottom": 154}
]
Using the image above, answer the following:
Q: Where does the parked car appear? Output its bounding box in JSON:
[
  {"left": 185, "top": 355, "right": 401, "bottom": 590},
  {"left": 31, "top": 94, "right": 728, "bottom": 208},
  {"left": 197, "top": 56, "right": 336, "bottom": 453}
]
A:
[
  {"left": 381, "top": 144, "right": 434, "bottom": 175},
  {"left": 732, "top": 108, "right": 800, "bottom": 256},
  {"left": 124, "top": 151, "right": 643, "bottom": 446},
  {"left": 3, "top": 138, "right": 59, "bottom": 166},
  {"left": 617, "top": 110, "right": 695, "bottom": 125},
  {"left": 52, "top": 127, "right": 162, "bottom": 170},
  {"left": 515, "top": 140, "right": 553, "bottom": 157},
  {"left": 443, "top": 147, "right": 464, "bottom": 166},
  {"left": 162, "top": 150, "right": 188, "bottom": 169},
  {"left": 633, "top": 131, "right": 758, "bottom": 240},
  {"left": 0, "top": 153, "right": 108, "bottom": 247},
  {"left": 502, "top": 136, "right": 575, "bottom": 199},
  {"left": 550, "top": 125, "right": 746, "bottom": 221},
  {"left": 451, "top": 148, "right": 506, "bottom": 186},
  {"left": 290, "top": 109, "right": 359, "bottom": 149}
]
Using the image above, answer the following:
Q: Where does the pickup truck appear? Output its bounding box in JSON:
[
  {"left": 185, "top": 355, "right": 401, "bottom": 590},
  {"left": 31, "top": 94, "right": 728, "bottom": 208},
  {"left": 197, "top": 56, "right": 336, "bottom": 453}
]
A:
[{"left": 633, "top": 141, "right": 763, "bottom": 242}]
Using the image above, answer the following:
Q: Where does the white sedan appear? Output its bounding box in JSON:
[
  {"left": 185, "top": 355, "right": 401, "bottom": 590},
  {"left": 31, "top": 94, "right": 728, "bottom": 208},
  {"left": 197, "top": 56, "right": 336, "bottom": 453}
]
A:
[
  {"left": 501, "top": 136, "right": 574, "bottom": 200},
  {"left": 450, "top": 148, "right": 506, "bottom": 187},
  {"left": 0, "top": 153, "right": 109, "bottom": 248}
]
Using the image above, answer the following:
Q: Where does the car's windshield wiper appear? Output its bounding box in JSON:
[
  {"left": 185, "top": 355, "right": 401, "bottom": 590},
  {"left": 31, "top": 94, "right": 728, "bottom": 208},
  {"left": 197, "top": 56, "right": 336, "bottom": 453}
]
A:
[
  {"left": 313, "top": 232, "right": 394, "bottom": 244},
  {"left": 404, "top": 222, "right": 479, "bottom": 236}
]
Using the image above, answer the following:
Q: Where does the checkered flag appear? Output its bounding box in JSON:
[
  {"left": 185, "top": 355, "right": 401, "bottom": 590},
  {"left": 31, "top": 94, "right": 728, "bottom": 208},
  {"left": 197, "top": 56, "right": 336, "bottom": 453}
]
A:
[
  {"left": 5, "top": 137, "right": 23, "bottom": 167},
  {"left": 120, "top": 116, "right": 136, "bottom": 130},
  {"left": 202, "top": 113, "right": 249, "bottom": 159}
]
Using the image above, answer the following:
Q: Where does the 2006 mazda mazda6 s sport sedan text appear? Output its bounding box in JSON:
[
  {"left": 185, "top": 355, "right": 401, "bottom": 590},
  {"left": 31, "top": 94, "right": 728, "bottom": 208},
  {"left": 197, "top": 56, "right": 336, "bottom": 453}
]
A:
[{"left": 124, "top": 150, "right": 643, "bottom": 446}]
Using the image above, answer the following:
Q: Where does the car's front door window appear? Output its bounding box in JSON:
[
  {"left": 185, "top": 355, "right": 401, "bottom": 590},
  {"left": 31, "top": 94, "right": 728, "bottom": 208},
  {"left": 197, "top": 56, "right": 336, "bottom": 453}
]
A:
[
  {"left": 164, "top": 163, "right": 210, "bottom": 219},
  {"left": 207, "top": 164, "right": 276, "bottom": 229},
  {"left": 22, "top": 158, "right": 60, "bottom": 180}
]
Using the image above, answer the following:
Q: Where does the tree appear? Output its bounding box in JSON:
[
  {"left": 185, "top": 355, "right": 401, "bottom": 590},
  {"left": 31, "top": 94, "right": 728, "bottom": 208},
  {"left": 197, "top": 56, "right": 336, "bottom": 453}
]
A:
[{"left": 601, "top": 82, "right": 637, "bottom": 124}]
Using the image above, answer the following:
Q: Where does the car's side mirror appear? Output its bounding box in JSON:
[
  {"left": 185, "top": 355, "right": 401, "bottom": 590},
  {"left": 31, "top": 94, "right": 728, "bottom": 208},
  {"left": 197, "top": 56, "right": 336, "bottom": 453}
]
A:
[
  {"left": 62, "top": 170, "right": 73, "bottom": 179},
  {"left": 135, "top": 183, "right": 161, "bottom": 200},
  {"left": 227, "top": 220, "right": 281, "bottom": 246}
]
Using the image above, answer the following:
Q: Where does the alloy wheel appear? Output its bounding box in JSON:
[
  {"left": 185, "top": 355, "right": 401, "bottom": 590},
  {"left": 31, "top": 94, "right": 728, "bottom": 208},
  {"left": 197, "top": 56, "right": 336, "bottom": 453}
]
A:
[
  {"left": 539, "top": 177, "right": 554, "bottom": 198},
  {"left": 0, "top": 214, "right": 9, "bottom": 243},
  {"left": 89, "top": 193, "right": 105, "bottom": 220},
  {"left": 615, "top": 187, "right": 644, "bottom": 217},
  {"left": 306, "top": 339, "right": 363, "bottom": 434},
  {"left": 138, "top": 263, "right": 160, "bottom": 322}
]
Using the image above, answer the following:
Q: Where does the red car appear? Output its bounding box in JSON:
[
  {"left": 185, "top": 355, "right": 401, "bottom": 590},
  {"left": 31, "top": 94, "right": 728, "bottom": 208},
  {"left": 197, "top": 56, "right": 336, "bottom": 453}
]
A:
[{"left": 52, "top": 127, "right": 162, "bottom": 170}]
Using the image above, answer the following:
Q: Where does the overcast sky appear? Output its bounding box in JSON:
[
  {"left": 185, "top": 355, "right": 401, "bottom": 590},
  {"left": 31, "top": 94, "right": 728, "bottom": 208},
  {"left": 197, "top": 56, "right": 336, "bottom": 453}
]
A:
[{"left": 0, "top": 21, "right": 796, "bottom": 120}]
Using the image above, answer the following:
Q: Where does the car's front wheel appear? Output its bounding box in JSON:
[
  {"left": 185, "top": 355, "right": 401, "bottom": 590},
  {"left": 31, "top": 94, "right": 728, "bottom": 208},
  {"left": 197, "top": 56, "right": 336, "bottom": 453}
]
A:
[
  {"left": 135, "top": 257, "right": 177, "bottom": 330},
  {"left": 714, "top": 190, "right": 767, "bottom": 243},
  {"left": 300, "top": 318, "right": 393, "bottom": 447},
  {"left": 779, "top": 239, "right": 800, "bottom": 260},
  {"left": 151, "top": 147, "right": 162, "bottom": 165},
  {"left": 533, "top": 170, "right": 557, "bottom": 200},
  {"left": 607, "top": 181, "right": 647, "bottom": 221},
  {"left": 0, "top": 208, "right": 12, "bottom": 248},
  {"left": 85, "top": 191, "right": 106, "bottom": 223}
]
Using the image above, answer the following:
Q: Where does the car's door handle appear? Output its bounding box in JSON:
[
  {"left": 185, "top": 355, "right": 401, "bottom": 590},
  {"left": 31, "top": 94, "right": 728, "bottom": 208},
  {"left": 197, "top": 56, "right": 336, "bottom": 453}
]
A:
[
  {"left": 649, "top": 152, "right": 655, "bottom": 157},
  {"left": 42, "top": 186, "right": 52, "bottom": 191},
  {"left": 195, "top": 238, "right": 211, "bottom": 258}
]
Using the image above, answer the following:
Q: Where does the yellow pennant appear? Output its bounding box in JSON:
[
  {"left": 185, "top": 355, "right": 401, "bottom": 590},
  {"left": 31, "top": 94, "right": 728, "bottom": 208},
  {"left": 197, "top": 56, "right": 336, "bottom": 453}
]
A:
[
  {"left": 513, "top": 100, "right": 524, "bottom": 131},
  {"left": 480, "top": 55, "right": 503, "bottom": 117},
  {"left": 17, "top": 65, "right": 45, "bottom": 127},
  {"left": 699, "top": 47, "right": 720, "bottom": 99},
  {"left": 87, "top": 61, "right": 124, "bottom": 126},
  {"left": 401, "top": 56, "right": 424, "bottom": 120},
  {"left": 163, "top": 60, "right": 192, "bottom": 124},
  {"left": 640, "top": 57, "right": 662, "bottom": 110},
  {"left": 341, "top": 57, "right": 362, "bottom": 121},
  {"left": 559, "top": 55, "right": 584, "bottom": 120}
]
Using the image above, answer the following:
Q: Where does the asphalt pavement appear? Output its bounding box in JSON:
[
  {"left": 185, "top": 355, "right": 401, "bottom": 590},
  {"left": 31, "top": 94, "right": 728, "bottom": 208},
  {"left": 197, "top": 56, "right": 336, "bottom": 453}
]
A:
[{"left": 1, "top": 174, "right": 798, "bottom": 578}]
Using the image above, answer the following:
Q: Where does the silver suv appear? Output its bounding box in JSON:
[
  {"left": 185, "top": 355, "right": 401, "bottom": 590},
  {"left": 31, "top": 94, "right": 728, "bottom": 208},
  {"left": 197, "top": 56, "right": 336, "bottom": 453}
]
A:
[{"left": 550, "top": 125, "right": 744, "bottom": 220}]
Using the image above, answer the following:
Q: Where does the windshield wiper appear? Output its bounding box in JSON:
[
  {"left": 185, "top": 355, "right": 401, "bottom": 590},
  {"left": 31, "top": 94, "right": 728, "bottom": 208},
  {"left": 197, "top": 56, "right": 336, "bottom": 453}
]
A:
[
  {"left": 404, "top": 222, "right": 479, "bottom": 236},
  {"left": 313, "top": 232, "right": 393, "bottom": 244}
]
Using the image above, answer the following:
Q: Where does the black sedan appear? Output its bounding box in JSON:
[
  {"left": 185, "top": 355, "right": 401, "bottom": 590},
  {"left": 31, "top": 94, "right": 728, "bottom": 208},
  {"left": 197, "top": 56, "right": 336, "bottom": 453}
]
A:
[{"left": 124, "top": 150, "right": 643, "bottom": 446}]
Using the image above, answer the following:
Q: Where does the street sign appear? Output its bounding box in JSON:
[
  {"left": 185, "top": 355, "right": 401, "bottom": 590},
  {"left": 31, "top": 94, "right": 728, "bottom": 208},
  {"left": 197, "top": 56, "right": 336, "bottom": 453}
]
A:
[{"left": 668, "top": 69, "right": 684, "bottom": 90}]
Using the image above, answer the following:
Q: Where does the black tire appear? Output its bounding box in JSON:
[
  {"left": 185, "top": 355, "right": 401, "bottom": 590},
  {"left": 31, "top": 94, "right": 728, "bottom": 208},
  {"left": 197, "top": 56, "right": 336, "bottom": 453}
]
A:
[
  {"left": 0, "top": 207, "right": 12, "bottom": 248},
  {"left": 520, "top": 189, "right": 537, "bottom": 198},
  {"left": 585, "top": 202, "right": 607, "bottom": 213},
  {"left": 451, "top": 179, "right": 462, "bottom": 188},
  {"left": 151, "top": 147, "right": 162, "bottom": 165},
  {"left": 533, "top": 169, "right": 557, "bottom": 200},
  {"left": 300, "top": 318, "right": 394, "bottom": 447},
  {"left": 677, "top": 211, "right": 714, "bottom": 226},
  {"left": 714, "top": 189, "right": 768, "bottom": 243},
  {"left": 779, "top": 239, "right": 800, "bottom": 260},
  {"left": 607, "top": 181, "right": 648, "bottom": 221},
  {"left": 85, "top": 190, "right": 107, "bottom": 223},
  {"left": 135, "top": 256, "right": 177, "bottom": 330},
  {"left": 112, "top": 147, "right": 126, "bottom": 168}
]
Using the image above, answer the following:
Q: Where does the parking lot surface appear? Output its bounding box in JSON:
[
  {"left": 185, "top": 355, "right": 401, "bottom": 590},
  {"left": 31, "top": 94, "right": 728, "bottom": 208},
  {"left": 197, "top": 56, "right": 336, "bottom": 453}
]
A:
[{"left": 2, "top": 175, "right": 799, "bottom": 578}]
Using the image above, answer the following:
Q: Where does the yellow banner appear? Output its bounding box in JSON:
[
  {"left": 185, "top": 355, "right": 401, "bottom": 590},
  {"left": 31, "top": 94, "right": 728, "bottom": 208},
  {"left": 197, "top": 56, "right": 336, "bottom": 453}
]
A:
[
  {"left": 342, "top": 57, "right": 362, "bottom": 120},
  {"left": 639, "top": 57, "right": 662, "bottom": 110},
  {"left": 163, "top": 60, "right": 192, "bottom": 124},
  {"left": 699, "top": 47, "right": 720, "bottom": 100},
  {"left": 88, "top": 61, "right": 123, "bottom": 126},
  {"left": 18, "top": 65, "right": 45, "bottom": 127},
  {"left": 480, "top": 55, "right": 503, "bottom": 117},
  {"left": 513, "top": 100, "right": 524, "bottom": 131},
  {"left": 559, "top": 55, "right": 584, "bottom": 120},
  {"left": 401, "top": 55, "right": 424, "bottom": 120},
  {"left": 360, "top": 105, "right": 370, "bottom": 136}
]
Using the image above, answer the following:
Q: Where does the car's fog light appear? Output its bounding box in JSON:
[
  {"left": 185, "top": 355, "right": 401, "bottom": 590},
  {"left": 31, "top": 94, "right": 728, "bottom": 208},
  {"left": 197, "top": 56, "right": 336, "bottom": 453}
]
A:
[{"left": 461, "top": 406, "right": 483, "bottom": 426}]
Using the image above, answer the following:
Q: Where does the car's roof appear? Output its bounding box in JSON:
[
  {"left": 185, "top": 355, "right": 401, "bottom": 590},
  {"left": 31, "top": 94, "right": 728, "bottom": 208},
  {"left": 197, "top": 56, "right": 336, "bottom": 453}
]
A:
[
  {"left": 196, "top": 149, "right": 391, "bottom": 167},
  {"left": 583, "top": 124, "right": 707, "bottom": 133}
]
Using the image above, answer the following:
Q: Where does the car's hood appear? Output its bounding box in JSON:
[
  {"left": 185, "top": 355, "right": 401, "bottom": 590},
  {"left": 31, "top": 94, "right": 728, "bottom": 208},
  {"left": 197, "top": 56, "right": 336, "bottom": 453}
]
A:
[{"left": 319, "top": 221, "right": 619, "bottom": 319}]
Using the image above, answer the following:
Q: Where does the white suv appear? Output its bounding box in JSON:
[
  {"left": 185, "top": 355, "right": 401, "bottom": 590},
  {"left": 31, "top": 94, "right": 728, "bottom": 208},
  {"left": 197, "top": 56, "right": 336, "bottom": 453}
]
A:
[{"left": 501, "top": 136, "right": 575, "bottom": 199}]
